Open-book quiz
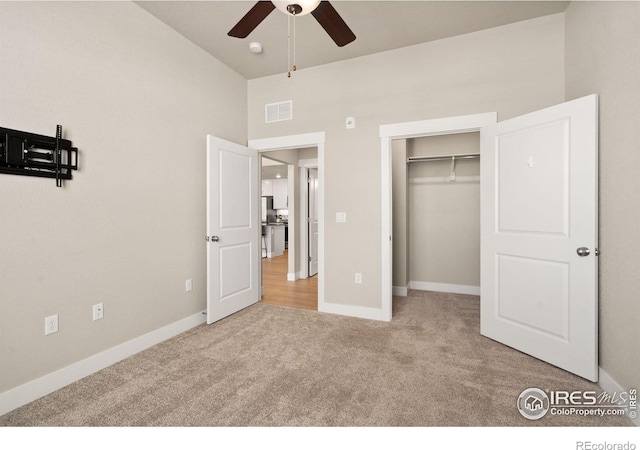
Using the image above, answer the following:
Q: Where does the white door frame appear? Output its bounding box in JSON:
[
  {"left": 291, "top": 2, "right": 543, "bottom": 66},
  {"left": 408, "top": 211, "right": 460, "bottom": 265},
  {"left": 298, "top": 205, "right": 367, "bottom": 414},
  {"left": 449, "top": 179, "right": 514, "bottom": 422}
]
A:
[
  {"left": 249, "top": 132, "right": 325, "bottom": 309},
  {"left": 379, "top": 113, "right": 497, "bottom": 321}
]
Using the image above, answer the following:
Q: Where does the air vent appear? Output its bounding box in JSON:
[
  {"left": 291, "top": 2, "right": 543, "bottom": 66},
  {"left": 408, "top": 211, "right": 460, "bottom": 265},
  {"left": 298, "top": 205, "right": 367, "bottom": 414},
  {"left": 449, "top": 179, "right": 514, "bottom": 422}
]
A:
[{"left": 265, "top": 100, "right": 292, "bottom": 123}]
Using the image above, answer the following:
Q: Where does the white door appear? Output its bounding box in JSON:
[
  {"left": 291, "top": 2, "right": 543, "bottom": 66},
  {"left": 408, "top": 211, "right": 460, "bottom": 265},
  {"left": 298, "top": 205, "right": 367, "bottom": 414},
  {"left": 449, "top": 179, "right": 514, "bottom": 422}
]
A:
[
  {"left": 206, "top": 136, "right": 260, "bottom": 324},
  {"left": 308, "top": 168, "right": 319, "bottom": 277},
  {"left": 480, "top": 94, "right": 598, "bottom": 381}
]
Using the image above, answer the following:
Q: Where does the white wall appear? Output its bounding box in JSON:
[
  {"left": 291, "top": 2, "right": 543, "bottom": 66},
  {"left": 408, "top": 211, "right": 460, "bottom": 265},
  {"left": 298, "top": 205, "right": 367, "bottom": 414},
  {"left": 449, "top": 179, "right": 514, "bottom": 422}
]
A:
[
  {"left": 0, "top": 2, "right": 247, "bottom": 393},
  {"left": 565, "top": 1, "right": 640, "bottom": 393},
  {"left": 248, "top": 14, "right": 565, "bottom": 313}
]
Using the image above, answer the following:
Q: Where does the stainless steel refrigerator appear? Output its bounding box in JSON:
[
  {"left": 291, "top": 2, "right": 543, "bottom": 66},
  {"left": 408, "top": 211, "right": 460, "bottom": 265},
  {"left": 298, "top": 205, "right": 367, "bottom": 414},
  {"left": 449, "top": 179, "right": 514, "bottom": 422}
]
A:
[{"left": 261, "top": 196, "right": 276, "bottom": 224}]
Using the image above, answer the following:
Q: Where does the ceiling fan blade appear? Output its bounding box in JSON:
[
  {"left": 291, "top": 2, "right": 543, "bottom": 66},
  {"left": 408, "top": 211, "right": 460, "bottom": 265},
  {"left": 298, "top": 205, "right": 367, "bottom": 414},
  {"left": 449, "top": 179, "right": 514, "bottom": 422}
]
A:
[
  {"left": 228, "top": 1, "right": 276, "bottom": 38},
  {"left": 311, "top": 1, "right": 356, "bottom": 47}
]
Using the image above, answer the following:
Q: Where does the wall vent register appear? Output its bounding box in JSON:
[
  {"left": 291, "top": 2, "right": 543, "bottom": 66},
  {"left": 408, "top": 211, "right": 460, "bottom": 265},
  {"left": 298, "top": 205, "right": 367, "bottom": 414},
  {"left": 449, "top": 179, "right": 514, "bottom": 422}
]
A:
[{"left": 265, "top": 100, "right": 293, "bottom": 123}]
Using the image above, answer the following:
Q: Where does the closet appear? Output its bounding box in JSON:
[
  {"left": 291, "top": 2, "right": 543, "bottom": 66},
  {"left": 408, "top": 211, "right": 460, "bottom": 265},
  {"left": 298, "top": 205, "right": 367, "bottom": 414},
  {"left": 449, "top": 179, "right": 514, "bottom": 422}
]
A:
[{"left": 392, "top": 132, "right": 481, "bottom": 296}]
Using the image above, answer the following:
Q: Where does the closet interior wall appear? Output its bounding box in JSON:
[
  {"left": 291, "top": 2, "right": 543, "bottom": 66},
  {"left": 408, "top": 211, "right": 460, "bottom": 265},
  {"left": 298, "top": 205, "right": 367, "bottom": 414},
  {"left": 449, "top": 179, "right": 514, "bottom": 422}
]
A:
[{"left": 392, "top": 132, "right": 481, "bottom": 296}]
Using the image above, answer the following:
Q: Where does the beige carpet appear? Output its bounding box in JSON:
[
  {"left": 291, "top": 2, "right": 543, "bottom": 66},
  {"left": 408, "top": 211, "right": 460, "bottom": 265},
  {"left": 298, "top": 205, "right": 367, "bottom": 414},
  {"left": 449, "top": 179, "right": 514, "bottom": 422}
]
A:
[{"left": 0, "top": 291, "right": 633, "bottom": 426}]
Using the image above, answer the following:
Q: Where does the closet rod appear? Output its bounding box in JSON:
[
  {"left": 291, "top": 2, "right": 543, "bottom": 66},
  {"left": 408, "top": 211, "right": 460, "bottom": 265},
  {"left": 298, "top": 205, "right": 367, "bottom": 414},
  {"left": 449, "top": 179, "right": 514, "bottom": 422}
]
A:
[{"left": 407, "top": 153, "right": 480, "bottom": 163}]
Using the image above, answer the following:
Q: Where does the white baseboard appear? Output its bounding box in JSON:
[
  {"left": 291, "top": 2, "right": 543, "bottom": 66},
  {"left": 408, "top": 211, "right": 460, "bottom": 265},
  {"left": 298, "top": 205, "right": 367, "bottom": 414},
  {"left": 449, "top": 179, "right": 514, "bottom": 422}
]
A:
[
  {"left": 319, "top": 302, "right": 385, "bottom": 322},
  {"left": 393, "top": 285, "right": 409, "bottom": 297},
  {"left": 0, "top": 310, "right": 207, "bottom": 416},
  {"left": 287, "top": 272, "right": 297, "bottom": 281},
  {"left": 598, "top": 367, "right": 639, "bottom": 426},
  {"left": 409, "top": 281, "right": 480, "bottom": 296}
]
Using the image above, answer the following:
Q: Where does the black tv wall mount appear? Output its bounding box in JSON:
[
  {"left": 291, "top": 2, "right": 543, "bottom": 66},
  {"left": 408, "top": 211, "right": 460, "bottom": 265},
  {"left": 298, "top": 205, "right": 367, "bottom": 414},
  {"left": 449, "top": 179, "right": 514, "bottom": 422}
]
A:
[{"left": 0, "top": 125, "right": 78, "bottom": 187}]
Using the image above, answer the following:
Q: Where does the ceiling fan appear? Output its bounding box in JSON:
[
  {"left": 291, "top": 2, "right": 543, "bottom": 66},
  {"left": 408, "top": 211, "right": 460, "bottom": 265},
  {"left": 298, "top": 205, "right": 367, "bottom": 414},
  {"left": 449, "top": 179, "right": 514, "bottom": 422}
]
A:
[{"left": 228, "top": 0, "right": 356, "bottom": 47}]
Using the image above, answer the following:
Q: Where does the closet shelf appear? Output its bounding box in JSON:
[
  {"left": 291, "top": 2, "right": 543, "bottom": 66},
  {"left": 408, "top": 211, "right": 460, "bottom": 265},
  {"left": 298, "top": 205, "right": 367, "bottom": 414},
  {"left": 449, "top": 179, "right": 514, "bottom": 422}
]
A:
[
  {"left": 407, "top": 153, "right": 480, "bottom": 181},
  {"left": 407, "top": 153, "right": 480, "bottom": 163}
]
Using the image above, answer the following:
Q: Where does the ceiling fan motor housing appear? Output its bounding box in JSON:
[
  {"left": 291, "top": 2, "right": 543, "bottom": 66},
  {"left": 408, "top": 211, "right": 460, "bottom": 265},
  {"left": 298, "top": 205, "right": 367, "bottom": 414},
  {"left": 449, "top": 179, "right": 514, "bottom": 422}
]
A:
[
  {"left": 287, "top": 4, "right": 303, "bottom": 15},
  {"left": 273, "top": 0, "right": 321, "bottom": 16}
]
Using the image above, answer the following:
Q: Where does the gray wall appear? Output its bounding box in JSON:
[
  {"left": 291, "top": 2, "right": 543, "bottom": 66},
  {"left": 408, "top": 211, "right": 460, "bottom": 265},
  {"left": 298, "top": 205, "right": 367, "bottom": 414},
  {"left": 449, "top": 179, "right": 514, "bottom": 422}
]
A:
[
  {"left": 407, "top": 133, "right": 480, "bottom": 288},
  {"left": 248, "top": 14, "right": 565, "bottom": 310},
  {"left": 565, "top": 1, "right": 640, "bottom": 392},
  {"left": 0, "top": 2, "right": 247, "bottom": 392}
]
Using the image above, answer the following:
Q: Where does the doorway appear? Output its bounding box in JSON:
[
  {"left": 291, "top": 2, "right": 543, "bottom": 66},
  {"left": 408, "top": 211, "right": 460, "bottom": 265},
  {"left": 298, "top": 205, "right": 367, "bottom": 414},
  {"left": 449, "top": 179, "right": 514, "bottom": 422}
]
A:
[
  {"left": 250, "top": 132, "right": 325, "bottom": 312},
  {"left": 401, "top": 133, "right": 481, "bottom": 296},
  {"left": 380, "top": 113, "right": 497, "bottom": 321},
  {"left": 259, "top": 150, "right": 318, "bottom": 310}
]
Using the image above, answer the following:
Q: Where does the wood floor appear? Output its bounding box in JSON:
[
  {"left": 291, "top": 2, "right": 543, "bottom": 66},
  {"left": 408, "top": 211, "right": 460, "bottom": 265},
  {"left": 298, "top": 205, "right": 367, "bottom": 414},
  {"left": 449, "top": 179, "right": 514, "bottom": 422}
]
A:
[{"left": 261, "top": 250, "right": 318, "bottom": 310}]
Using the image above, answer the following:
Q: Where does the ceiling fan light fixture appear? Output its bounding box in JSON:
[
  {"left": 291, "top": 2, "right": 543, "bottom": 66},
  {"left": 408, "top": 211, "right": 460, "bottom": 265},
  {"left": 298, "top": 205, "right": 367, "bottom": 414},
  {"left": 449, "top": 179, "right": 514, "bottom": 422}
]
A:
[
  {"left": 228, "top": 1, "right": 355, "bottom": 50},
  {"left": 273, "top": 0, "right": 321, "bottom": 16}
]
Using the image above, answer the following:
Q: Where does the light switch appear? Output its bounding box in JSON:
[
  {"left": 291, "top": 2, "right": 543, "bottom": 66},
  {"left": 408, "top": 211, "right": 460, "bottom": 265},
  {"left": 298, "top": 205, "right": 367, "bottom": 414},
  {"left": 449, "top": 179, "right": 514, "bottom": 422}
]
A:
[{"left": 336, "top": 212, "right": 347, "bottom": 223}]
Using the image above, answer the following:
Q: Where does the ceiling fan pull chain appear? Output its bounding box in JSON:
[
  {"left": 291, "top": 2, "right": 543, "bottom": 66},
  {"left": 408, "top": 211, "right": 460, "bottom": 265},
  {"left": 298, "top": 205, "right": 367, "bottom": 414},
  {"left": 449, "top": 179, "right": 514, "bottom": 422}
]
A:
[
  {"left": 287, "top": 14, "right": 291, "bottom": 77},
  {"left": 286, "top": 11, "right": 298, "bottom": 77},
  {"left": 292, "top": 12, "right": 297, "bottom": 72}
]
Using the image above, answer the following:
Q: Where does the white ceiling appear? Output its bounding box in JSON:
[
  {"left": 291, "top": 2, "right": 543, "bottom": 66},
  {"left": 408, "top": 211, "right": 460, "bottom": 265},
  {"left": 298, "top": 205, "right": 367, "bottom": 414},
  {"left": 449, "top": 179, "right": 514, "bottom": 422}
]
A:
[
  {"left": 262, "top": 156, "right": 285, "bottom": 166},
  {"left": 135, "top": 1, "right": 569, "bottom": 80}
]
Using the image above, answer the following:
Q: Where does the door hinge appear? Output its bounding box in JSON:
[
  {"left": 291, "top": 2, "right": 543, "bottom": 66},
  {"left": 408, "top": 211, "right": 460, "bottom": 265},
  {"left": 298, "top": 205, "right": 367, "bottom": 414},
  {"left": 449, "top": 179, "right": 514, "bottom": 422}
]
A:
[{"left": 308, "top": 256, "right": 312, "bottom": 262}]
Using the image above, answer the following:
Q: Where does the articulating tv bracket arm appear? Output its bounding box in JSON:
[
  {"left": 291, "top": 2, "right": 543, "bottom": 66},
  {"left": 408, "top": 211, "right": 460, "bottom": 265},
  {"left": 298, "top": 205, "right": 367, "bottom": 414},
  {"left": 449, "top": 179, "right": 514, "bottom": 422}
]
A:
[{"left": 0, "top": 125, "right": 78, "bottom": 187}]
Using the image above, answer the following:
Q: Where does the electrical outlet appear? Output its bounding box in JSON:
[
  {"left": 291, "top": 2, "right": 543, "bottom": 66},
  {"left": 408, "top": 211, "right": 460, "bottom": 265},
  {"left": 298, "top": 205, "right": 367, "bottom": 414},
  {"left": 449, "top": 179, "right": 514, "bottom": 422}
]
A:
[
  {"left": 93, "top": 303, "right": 104, "bottom": 321},
  {"left": 336, "top": 212, "right": 347, "bottom": 223},
  {"left": 355, "top": 273, "right": 362, "bottom": 284},
  {"left": 45, "top": 314, "right": 58, "bottom": 335},
  {"left": 186, "top": 279, "right": 193, "bottom": 292}
]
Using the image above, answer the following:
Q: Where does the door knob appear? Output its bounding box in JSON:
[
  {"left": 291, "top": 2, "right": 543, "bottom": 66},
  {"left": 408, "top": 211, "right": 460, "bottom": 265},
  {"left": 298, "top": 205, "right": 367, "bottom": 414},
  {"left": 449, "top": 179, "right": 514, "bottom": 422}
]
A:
[
  {"left": 211, "top": 235, "right": 220, "bottom": 242},
  {"left": 576, "top": 247, "right": 590, "bottom": 257}
]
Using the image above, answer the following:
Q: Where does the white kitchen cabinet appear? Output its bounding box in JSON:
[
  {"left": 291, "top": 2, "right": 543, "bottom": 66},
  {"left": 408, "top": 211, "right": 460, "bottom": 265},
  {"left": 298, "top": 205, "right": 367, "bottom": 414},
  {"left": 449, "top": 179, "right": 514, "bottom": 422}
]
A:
[
  {"left": 262, "top": 179, "right": 273, "bottom": 196},
  {"left": 272, "top": 178, "right": 288, "bottom": 210}
]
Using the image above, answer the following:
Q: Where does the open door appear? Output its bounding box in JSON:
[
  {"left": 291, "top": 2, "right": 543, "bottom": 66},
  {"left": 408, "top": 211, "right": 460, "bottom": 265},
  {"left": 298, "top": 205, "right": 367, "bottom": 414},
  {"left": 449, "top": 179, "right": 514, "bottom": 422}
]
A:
[
  {"left": 206, "top": 136, "right": 260, "bottom": 324},
  {"left": 480, "top": 95, "right": 598, "bottom": 381},
  {"left": 308, "top": 168, "right": 319, "bottom": 277}
]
